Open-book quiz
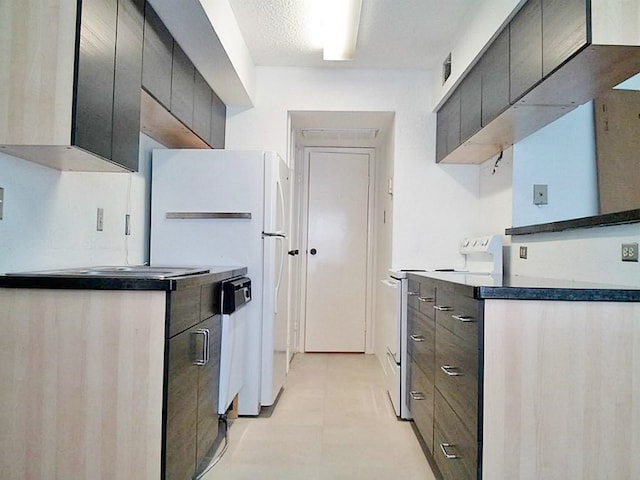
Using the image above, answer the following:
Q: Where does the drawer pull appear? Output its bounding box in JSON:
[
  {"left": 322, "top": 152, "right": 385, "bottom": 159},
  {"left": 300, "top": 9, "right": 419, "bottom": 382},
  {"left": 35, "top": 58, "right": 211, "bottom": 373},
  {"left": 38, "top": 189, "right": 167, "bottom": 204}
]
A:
[
  {"left": 408, "top": 291, "right": 420, "bottom": 296},
  {"left": 410, "top": 334, "right": 425, "bottom": 342},
  {"left": 410, "top": 391, "right": 425, "bottom": 401},
  {"left": 418, "top": 296, "right": 434, "bottom": 303},
  {"left": 434, "top": 305, "right": 453, "bottom": 311},
  {"left": 439, "top": 443, "right": 460, "bottom": 460},
  {"left": 451, "top": 314, "right": 474, "bottom": 322},
  {"left": 441, "top": 365, "right": 462, "bottom": 376}
]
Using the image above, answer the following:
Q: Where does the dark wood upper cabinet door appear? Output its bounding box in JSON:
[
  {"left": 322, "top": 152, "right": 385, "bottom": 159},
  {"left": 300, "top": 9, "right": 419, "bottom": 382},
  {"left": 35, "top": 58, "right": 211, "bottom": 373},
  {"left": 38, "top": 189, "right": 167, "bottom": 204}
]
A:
[
  {"left": 193, "top": 70, "right": 212, "bottom": 144},
  {"left": 460, "top": 64, "right": 482, "bottom": 142},
  {"left": 510, "top": 0, "right": 542, "bottom": 103},
  {"left": 171, "top": 42, "right": 195, "bottom": 129},
  {"left": 210, "top": 90, "right": 226, "bottom": 149},
  {"left": 142, "top": 3, "right": 173, "bottom": 109},
  {"left": 74, "top": 0, "right": 117, "bottom": 160},
  {"left": 436, "top": 106, "right": 449, "bottom": 163},
  {"left": 445, "top": 90, "right": 461, "bottom": 156},
  {"left": 112, "top": 0, "right": 143, "bottom": 171},
  {"left": 481, "top": 27, "right": 510, "bottom": 126},
  {"left": 542, "top": 0, "right": 588, "bottom": 76}
]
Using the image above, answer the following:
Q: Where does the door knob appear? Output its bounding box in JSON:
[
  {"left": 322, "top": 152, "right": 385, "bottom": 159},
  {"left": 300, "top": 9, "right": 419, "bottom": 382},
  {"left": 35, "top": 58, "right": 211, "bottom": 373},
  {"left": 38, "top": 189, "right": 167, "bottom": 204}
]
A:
[
  {"left": 288, "top": 249, "right": 299, "bottom": 256},
  {"left": 309, "top": 248, "right": 317, "bottom": 255}
]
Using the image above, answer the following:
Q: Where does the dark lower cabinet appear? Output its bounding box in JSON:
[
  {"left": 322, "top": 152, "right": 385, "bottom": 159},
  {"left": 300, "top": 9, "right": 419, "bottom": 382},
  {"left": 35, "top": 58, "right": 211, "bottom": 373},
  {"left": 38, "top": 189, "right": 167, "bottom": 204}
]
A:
[
  {"left": 407, "top": 274, "right": 483, "bottom": 480},
  {"left": 542, "top": 0, "right": 589, "bottom": 76},
  {"left": 434, "top": 392, "right": 477, "bottom": 480},
  {"left": 165, "top": 282, "right": 223, "bottom": 480},
  {"left": 510, "top": 0, "right": 542, "bottom": 103}
]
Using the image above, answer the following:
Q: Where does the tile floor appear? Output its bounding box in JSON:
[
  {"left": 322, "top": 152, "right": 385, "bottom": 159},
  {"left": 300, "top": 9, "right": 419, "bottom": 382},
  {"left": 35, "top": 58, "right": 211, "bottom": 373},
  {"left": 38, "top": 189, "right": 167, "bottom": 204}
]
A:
[{"left": 204, "top": 353, "right": 436, "bottom": 480}]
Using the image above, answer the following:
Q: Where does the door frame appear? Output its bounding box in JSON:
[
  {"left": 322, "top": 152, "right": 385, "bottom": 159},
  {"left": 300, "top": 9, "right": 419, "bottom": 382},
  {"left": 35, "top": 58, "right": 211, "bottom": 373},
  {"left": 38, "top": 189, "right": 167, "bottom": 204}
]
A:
[{"left": 296, "top": 146, "right": 377, "bottom": 354}]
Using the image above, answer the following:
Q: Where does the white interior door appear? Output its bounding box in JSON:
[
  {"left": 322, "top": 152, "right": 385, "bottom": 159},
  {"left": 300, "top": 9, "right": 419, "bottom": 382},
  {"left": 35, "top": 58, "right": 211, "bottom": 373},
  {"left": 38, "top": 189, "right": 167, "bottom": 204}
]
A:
[{"left": 304, "top": 149, "right": 371, "bottom": 352}]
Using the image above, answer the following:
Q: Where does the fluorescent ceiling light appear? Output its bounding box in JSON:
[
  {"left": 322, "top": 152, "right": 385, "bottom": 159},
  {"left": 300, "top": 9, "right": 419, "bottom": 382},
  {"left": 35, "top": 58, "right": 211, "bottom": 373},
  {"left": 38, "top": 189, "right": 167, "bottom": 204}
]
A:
[{"left": 322, "top": 0, "right": 363, "bottom": 61}]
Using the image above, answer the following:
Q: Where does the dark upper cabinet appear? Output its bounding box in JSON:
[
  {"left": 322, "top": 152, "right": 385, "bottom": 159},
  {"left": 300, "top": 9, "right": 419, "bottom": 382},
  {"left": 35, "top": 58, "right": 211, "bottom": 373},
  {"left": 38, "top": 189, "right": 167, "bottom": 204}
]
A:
[
  {"left": 74, "top": 0, "right": 143, "bottom": 171},
  {"left": 459, "top": 64, "right": 482, "bottom": 142},
  {"left": 210, "top": 91, "right": 227, "bottom": 149},
  {"left": 112, "top": 0, "right": 144, "bottom": 171},
  {"left": 542, "top": 0, "right": 588, "bottom": 76},
  {"left": 509, "top": 0, "right": 542, "bottom": 103},
  {"left": 481, "top": 27, "right": 510, "bottom": 126},
  {"left": 74, "top": 0, "right": 118, "bottom": 161},
  {"left": 142, "top": 2, "right": 173, "bottom": 109},
  {"left": 193, "top": 70, "right": 213, "bottom": 143},
  {"left": 171, "top": 42, "right": 196, "bottom": 129},
  {"left": 436, "top": 92, "right": 461, "bottom": 163}
]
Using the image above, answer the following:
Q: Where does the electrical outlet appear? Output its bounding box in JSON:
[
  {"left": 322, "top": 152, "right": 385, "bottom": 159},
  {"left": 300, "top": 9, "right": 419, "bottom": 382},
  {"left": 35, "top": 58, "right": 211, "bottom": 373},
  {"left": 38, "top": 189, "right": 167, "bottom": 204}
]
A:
[
  {"left": 125, "top": 214, "right": 131, "bottom": 236},
  {"left": 533, "top": 184, "right": 548, "bottom": 205},
  {"left": 96, "top": 208, "right": 104, "bottom": 231},
  {"left": 519, "top": 246, "right": 528, "bottom": 259},
  {"left": 621, "top": 243, "right": 639, "bottom": 262},
  {"left": 0, "top": 187, "right": 4, "bottom": 220}
]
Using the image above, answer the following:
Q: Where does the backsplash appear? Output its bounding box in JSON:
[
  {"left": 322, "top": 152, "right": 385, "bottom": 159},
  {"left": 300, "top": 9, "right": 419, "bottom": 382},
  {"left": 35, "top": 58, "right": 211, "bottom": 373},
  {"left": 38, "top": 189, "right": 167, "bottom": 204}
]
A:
[{"left": 0, "top": 134, "right": 163, "bottom": 273}]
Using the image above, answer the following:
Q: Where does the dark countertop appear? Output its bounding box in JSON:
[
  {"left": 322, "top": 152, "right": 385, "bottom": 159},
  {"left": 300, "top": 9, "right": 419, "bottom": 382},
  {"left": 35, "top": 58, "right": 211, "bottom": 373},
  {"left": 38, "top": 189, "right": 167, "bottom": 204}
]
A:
[
  {"left": 408, "top": 271, "right": 640, "bottom": 302},
  {"left": 0, "top": 266, "right": 248, "bottom": 291}
]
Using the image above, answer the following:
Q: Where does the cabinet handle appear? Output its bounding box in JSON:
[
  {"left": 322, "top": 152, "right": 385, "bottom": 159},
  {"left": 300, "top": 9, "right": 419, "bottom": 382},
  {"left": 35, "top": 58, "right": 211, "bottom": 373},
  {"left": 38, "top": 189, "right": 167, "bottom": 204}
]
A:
[
  {"left": 418, "top": 296, "right": 434, "bottom": 303},
  {"left": 451, "top": 314, "right": 474, "bottom": 322},
  {"left": 408, "top": 291, "right": 420, "bottom": 296},
  {"left": 439, "top": 443, "right": 460, "bottom": 460},
  {"left": 410, "top": 391, "right": 425, "bottom": 401},
  {"left": 440, "top": 365, "right": 462, "bottom": 376},
  {"left": 193, "top": 328, "right": 210, "bottom": 366},
  {"left": 434, "top": 305, "right": 453, "bottom": 311},
  {"left": 410, "top": 334, "right": 425, "bottom": 342}
]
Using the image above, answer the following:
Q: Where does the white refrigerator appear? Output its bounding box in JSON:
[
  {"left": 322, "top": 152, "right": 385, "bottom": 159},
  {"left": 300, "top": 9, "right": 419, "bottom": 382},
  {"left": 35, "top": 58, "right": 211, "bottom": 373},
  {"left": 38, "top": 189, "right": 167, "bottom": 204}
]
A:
[{"left": 150, "top": 150, "right": 290, "bottom": 416}]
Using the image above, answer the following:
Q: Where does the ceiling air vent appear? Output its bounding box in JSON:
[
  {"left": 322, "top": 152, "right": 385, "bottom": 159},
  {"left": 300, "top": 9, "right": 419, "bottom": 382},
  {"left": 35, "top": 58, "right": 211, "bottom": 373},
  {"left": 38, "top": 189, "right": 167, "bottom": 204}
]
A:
[{"left": 300, "top": 128, "right": 379, "bottom": 141}]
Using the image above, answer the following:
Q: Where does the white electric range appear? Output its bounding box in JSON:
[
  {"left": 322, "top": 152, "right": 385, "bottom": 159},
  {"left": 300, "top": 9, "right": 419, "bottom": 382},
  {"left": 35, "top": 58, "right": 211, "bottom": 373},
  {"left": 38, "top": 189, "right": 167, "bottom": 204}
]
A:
[{"left": 382, "top": 235, "right": 503, "bottom": 419}]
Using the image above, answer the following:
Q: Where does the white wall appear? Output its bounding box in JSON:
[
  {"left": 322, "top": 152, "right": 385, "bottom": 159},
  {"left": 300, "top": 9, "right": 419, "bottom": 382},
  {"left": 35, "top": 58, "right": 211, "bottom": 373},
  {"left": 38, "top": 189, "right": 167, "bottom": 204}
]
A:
[
  {"left": 0, "top": 134, "right": 162, "bottom": 273},
  {"left": 475, "top": 103, "right": 640, "bottom": 286},
  {"left": 225, "top": 66, "right": 481, "bottom": 271},
  {"left": 432, "top": 0, "right": 525, "bottom": 109},
  {"left": 512, "top": 102, "right": 599, "bottom": 227}
]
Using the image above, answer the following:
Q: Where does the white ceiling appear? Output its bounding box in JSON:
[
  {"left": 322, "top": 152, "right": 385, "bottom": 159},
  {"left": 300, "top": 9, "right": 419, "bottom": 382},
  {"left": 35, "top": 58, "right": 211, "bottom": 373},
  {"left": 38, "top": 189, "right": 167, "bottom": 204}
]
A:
[{"left": 228, "top": 0, "right": 478, "bottom": 70}]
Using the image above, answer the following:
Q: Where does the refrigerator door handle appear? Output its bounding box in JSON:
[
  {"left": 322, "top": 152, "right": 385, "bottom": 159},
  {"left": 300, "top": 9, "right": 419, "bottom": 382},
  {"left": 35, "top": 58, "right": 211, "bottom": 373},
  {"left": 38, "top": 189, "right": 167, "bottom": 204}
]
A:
[
  {"left": 274, "top": 236, "right": 286, "bottom": 313},
  {"left": 277, "top": 174, "right": 285, "bottom": 233},
  {"left": 262, "top": 232, "right": 286, "bottom": 238}
]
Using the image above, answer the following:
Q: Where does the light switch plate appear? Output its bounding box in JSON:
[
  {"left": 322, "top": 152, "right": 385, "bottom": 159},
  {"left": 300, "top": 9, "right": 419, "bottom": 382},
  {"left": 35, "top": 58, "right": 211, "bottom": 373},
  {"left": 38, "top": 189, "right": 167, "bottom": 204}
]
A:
[
  {"left": 96, "top": 208, "right": 104, "bottom": 231},
  {"left": 533, "top": 184, "right": 548, "bottom": 205},
  {"left": 0, "top": 187, "right": 4, "bottom": 220},
  {"left": 519, "top": 246, "right": 528, "bottom": 259}
]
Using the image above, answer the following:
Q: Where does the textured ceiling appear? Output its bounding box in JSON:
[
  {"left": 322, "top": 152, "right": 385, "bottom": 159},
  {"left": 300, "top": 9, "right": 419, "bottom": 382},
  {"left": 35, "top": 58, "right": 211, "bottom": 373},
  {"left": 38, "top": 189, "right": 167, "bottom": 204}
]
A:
[{"left": 228, "top": 0, "right": 478, "bottom": 70}]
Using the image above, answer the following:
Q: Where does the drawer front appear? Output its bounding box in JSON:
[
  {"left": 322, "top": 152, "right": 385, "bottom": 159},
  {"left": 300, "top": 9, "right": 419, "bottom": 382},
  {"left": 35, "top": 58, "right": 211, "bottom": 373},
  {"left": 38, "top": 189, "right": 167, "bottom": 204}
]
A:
[
  {"left": 434, "top": 391, "right": 478, "bottom": 480},
  {"left": 434, "top": 289, "right": 482, "bottom": 341},
  {"left": 200, "top": 281, "right": 221, "bottom": 319},
  {"left": 407, "top": 308, "right": 435, "bottom": 382},
  {"left": 408, "top": 358, "right": 434, "bottom": 453},
  {"left": 435, "top": 322, "right": 478, "bottom": 431},
  {"left": 407, "top": 278, "right": 436, "bottom": 318},
  {"left": 168, "top": 286, "right": 201, "bottom": 338}
]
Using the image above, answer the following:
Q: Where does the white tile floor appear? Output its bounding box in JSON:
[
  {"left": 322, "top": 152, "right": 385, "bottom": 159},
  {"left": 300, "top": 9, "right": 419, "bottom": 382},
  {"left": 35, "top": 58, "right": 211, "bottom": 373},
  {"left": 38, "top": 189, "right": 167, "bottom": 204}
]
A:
[{"left": 204, "top": 353, "right": 436, "bottom": 480}]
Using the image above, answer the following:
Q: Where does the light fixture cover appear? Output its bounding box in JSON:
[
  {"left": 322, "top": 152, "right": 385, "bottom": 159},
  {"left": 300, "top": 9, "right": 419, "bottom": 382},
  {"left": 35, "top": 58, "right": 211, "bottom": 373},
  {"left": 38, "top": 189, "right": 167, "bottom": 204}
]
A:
[{"left": 323, "top": 0, "right": 363, "bottom": 61}]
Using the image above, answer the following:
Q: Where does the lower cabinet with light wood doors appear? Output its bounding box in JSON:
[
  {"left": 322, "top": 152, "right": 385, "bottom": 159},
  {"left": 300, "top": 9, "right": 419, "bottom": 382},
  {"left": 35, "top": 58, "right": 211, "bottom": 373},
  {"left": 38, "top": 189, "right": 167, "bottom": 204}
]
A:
[
  {"left": 406, "top": 272, "right": 640, "bottom": 480},
  {"left": 0, "top": 268, "right": 244, "bottom": 480}
]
